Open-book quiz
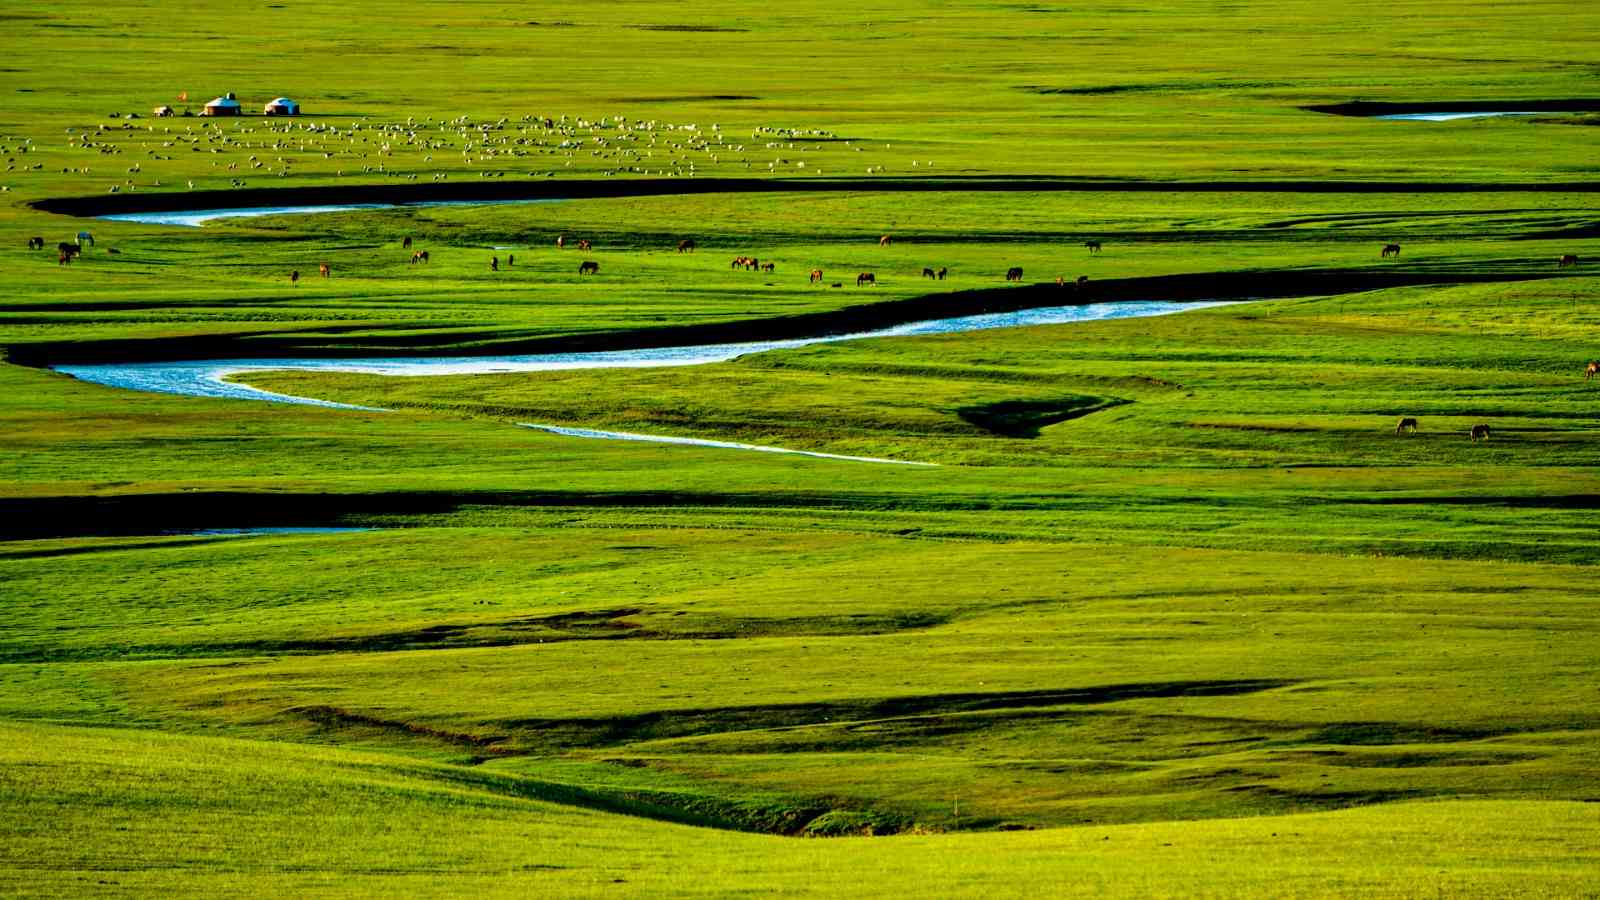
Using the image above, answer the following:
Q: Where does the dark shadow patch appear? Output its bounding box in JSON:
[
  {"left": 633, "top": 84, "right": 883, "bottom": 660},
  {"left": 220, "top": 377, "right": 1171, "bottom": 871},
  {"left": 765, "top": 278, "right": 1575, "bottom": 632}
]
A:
[
  {"left": 631, "top": 24, "right": 750, "bottom": 32},
  {"left": 1303, "top": 722, "right": 1510, "bottom": 746},
  {"left": 495, "top": 679, "right": 1295, "bottom": 751},
  {"left": 612, "top": 94, "right": 760, "bottom": 103},
  {"left": 957, "top": 397, "right": 1127, "bottom": 437},
  {"left": 1304, "top": 99, "right": 1600, "bottom": 117}
]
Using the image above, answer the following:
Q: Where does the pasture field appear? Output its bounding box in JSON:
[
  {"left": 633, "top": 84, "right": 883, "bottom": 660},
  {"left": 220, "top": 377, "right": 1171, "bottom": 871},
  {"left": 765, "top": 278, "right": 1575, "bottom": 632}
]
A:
[{"left": 4, "top": 1, "right": 1600, "bottom": 897}]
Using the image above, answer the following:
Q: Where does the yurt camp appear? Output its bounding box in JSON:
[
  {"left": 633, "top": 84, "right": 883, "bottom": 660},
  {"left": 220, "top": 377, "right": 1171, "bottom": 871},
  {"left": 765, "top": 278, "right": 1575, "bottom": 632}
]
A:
[
  {"left": 263, "top": 97, "right": 300, "bottom": 116},
  {"left": 201, "top": 93, "right": 242, "bottom": 117}
]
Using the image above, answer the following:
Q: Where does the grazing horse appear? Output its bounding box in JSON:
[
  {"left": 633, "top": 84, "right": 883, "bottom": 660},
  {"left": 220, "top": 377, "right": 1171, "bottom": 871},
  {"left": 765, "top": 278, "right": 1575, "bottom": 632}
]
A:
[
  {"left": 1559, "top": 254, "right": 1578, "bottom": 268},
  {"left": 578, "top": 239, "right": 592, "bottom": 251},
  {"left": 578, "top": 260, "right": 600, "bottom": 275},
  {"left": 1381, "top": 243, "right": 1402, "bottom": 258},
  {"left": 1084, "top": 240, "right": 1101, "bottom": 254},
  {"left": 856, "top": 272, "right": 876, "bottom": 286},
  {"left": 937, "top": 267, "right": 947, "bottom": 280},
  {"left": 318, "top": 263, "right": 330, "bottom": 278},
  {"left": 27, "top": 236, "right": 44, "bottom": 250},
  {"left": 76, "top": 231, "right": 94, "bottom": 248},
  {"left": 402, "top": 236, "right": 413, "bottom": 249},
  {"left": 1395, "top": 417, "right": 1418, "bottom": 435},
  {"left": 555, "top": 234, "right": 566, "bottom": 249},
  {"left": 57, "top": 242, "right": 81, "bottom": 259},
  {"left": 677, "top": 239, "right": 696, "bottom": 253},
  {"left": 1469, "top": 424, "right": 1491, "bottom": 442},
  {"left": 879, "top": 235, "right": 892, "bottom": 247},
  {"left": 924, "top": 267, "right": 937, "bottom": 279},
  {"left": 290, "top": 270, "right": 300, "bottom": 284},
  {"left": 1076, "top": 275, "right": 1089, "bottom": 289},
  {"left": 809, "top": 268, "right": 824, "bottom": 284},
  {"left": 1005, "top": 266, "right": 1024, "bottom": 282},
  {"left": 761, "top": 262, "right": 775, "bottom": 273},
  {"left": 57, "top": 250, "right": 71, "bottom": 266},
  {"left": 411, "top": 250, "right": 429, "bottom": 264},
  {"left": 1585, "top": 361, "right": 1599, "bottom": 381}
]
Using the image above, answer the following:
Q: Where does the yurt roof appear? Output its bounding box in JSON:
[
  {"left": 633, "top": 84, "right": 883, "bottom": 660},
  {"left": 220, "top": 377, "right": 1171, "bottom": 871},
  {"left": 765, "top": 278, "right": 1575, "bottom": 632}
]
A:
[
  {"left": 205, "top": 96, "right": 241, "bottom": 108},
  {"left": 267, "top": 97, "right": 297, "bottom": 106}
]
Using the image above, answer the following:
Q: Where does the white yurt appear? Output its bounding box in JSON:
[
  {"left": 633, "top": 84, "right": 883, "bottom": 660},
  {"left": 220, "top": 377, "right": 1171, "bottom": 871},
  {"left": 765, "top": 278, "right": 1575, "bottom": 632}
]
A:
[
  {"left": 202, "top": 92, "right": 242, "bottom": 117},
  {"left": 263, "top": 97, "right": 300, "bottom": 116}
]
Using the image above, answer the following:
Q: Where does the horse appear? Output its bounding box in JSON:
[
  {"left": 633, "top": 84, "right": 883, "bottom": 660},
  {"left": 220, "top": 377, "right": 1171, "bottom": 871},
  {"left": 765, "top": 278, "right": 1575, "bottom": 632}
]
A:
[
  {"left": 57, "top": 242, "right": 81, "bottom": 259},
  {"left": 809, "top": 269, "right": 824, "bottom": 284},
  {"left": 1395, "top": 417, "right": 1418, "bottom": 435},
  {"left": 1559, "top": 254, "right": 1578, "bottom": 268},
  {"left": 677, "top": 239, "right": 696, "bottom": 253},
  {"left": 1005, "top": 266, "right": 1024, "bottom": 282},
  {"left": 578, "top": 239, "right": 592, "bottom": 251},
  {"left": 412, "top": 250, "right": 429, "bottom": 264},
  {"left": 1084, "top": 240, "right": 1101, "bottom": 254},
  {"left": 578, "top": 260, "right": 599, "bottom": 275},
  {"left": 1585, "top": 361, "right": 1599, "bottom": 381},
  {"left": 490, "top": 256, "right": 499, "bottom": 272},
  {"left": 1469, "top": 424, "right": 1491, "bottom": 442},
  {"left": 76, "top": 231, "right": 94, "bottom": 247},
  {"left": 924, "top": 267, "right": 937, "bottom": 279},
  {"left": 57, "top": 250, "right": 71, "bottom": 266},
  {"left": 746, "top": 257, "right": 760, "bottom": 272},
  {"left": 290, "top": 270, "right": 300, "bottom": 284},
  {"left": 761, "top": 262, "right": 775, "bottom": 273},
  {"left": 556, "top": 234, "right": 566, "bottom": 249},
  {"left": 1076, "top": 275, "right": 1089, "bottom": 289},
  {"left": 318, "top": 263, "right": 330, "bottom": 278},
  {"left": 1055, "top": 276, "right": 1065, "bottom": 287},
  {"left": 507, "top": 255, "right": 514, "bottom": 267},
  {"left": 857, "top": 272, "right": 876, "bottom": 286},
  {"left": 402, "top": 236, "right": 413, "bottom": 249},
  {"left": 27, "top": 237, "right": 43, "bottom": 250},
  {"left": 937, "top": 267, "right": 948, "bottom": 280},
  {"left": 879, "top": 235, "right": 892, "bottom": 247},
  {"left": 1381, "top": 243, "right": 1402, "bottom": 258}
]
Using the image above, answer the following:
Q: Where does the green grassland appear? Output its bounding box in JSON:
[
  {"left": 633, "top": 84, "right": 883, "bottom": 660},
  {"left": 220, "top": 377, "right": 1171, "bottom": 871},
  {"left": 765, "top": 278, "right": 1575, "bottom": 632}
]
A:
[{"left": 4, "top": 0, "right": 1600, "bottom": 896}]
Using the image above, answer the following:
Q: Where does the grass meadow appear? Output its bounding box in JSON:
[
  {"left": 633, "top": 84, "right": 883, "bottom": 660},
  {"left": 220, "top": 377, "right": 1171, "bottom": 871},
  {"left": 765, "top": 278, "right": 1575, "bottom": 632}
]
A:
[{"left": 3, "top": 1, "right": 1600, "bottom": 896}]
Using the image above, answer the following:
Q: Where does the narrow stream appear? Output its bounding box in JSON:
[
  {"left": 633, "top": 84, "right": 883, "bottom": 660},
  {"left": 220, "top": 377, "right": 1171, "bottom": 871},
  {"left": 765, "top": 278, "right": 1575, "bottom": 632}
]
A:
[{"left": 54, "top": 300, "right": 1233, "bottom": 409}]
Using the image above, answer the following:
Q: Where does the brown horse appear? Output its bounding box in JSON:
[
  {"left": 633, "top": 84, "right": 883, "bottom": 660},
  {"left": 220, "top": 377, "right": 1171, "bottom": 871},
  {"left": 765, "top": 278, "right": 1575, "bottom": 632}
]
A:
[
  {"left": 318, "top": 263, "right": 330, "bottom": 278},
  {"left": 1559, "top": 254, "right": 1579, "bottom": 268},
  {"left": 732, "top": 256, "right": 750, "bottom": 270},
  {"left": 1469, "top": 424, "right": 1491, "bottom": 442},
  {"left": 1055, "top": 276, "right": 1065, "bottom": 287},
  {"left": 1381, "top": 243, "right": 1402, "bottom": 258},
  {"left": 761, "top": 262, "right": 775, "bottom": 273},
  {"left": 1395, "top": 417, "right": 1418, "bottom": 435},
  {"left": 857, "top": 272, "right": 876, "bottom": 286},
  {"left": 879, "top": 235, "right": 892, "bottom": 247},
  {"left": 809, "top": 269, "right": 824, "bottom": 284},
  {"left": 1005, "top": 266, "right": 1024, "bottom": 282},
  {"left": 577, "top": 239, "right": 592, "bottom": 251},
  {"left": 1585, "top": 361, "right": 1599, "bottom": 381},
  {"left": 1084, "top": 240, "right": 1101, "bottom": 254},
  {"left": 677, "top": 239, "right": 696, "bottom": 253},
  {"left": 578, "top": 260, "right": 599, "bottom": 275},
  {"left": 411, "top": 250, "right": 429, "bottom": 264}
]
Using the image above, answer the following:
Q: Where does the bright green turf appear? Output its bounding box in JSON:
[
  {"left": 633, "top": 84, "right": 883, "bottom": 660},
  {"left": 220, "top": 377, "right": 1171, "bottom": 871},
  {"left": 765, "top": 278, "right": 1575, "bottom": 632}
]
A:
[{"left": 4, "top": 1, "right": 1600, "bottom": 896}]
